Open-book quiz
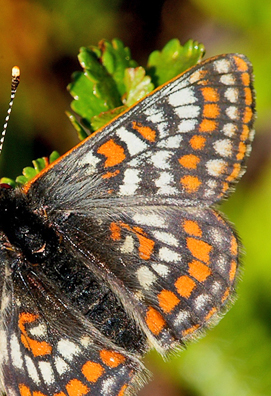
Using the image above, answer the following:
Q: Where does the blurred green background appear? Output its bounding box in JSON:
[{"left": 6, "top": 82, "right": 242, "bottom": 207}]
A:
[{"left": 0, "top": 0, "right": 270, "bottom": 395}]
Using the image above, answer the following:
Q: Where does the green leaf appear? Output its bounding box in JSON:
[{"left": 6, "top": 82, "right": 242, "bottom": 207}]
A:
[
  {"left": 66, "top": 111, "right": 89, "bottom": 140},
  {"left": 147, "top": 38, "right": 205, "bottom": 86},
  {"left": 91, "top": 106, "right": 127, "bottom": 131},
  {"left": 100, "top": 38, "right": 138, "bottom": 95},
  {"left": 68, "top": 71, "right": 111, "bottom": 127},
  {"left": 0, "top": 177, "right": 16, "bottom": 188},
  {"left": 3, "top": 152, "right": 60, "bottom": 187},
  {"left": 68, "top": 39, "right": 138, "bottom": 131},
  {"left": 124, "top": 67, "right": 154, "bottom": 107}
]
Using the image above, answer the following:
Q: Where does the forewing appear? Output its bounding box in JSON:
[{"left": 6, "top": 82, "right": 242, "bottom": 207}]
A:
[
  {"left": 26, "top": 54, "right": 255, "bottom": 209},
  {"left": 55, "top": 206, "right": 240, "bottom": 352},
  {"left": 0, "top": 247, "right": 146, "bottom": 396}
]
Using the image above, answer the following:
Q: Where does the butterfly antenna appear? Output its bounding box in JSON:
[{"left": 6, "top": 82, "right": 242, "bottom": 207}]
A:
[{"left": 0, "top": 66, "right": 21, "bottom": 155}]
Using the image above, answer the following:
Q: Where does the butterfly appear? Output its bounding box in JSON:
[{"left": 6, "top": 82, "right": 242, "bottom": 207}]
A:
[{"left": 0, "top": 53, "right": 255, "bottom": 396}]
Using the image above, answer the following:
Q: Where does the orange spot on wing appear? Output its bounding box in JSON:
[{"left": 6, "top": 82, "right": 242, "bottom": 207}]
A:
[
  {"left": 132, "top": 121, "right": 156, "bottom": 142},
  {"left": 33, "top": 392, "right": 47, "bottom": 396},
  {"left": 236, "top": 142, "right": 246, "bottom": 161},
  {"left": 110, "top": 222, "right": 121, "bottom": 240},
  {"left": 175, "top": 276, "right": 195, "bottom": 298},
  {"left": 183, "top": 220, "right": 202, "bottom": 237},
  {"left": 97, "top": 139, "right": 125, "bottom": 167},
  {"left": 145, "top": 307, "right": 166, "bottom": 335},
  {"left": 201, "top": 87, "right": 219, "bottom": 102},
  {"left": 229, "top": 260, "right": 237, "bottom": 282},
  {"left": 158, "top": 290, "right": 180, "bottom": 313},
  {"left": 222, "top": 287, "right": 230, "bottom": 303},
  {"left": 179, "top": 154, "right": 200, "bottom": 169},
  {"left": 118, "top": 385, "right": 128, "bottom": 396},
  {"left": 182, "top": 324, "right": 200, "bottom": 336},
  {"left": 82, "top": 361, "right": 104, "bottom": 383},
  {"left": 205, "top": 307, "right": 217, "bottom": 321},
  {"left": 19, "top": 313, "right": 52, "bottom": 357},
  {"left": 231, "top": 236, "right": 238, "bottom": 256},
  {"left": 241, "top": 125, "right": 250, "bottom": 141},
  {"left": 226, "top": 163, "right": 241, "bottom": 182},
  {"left": 188, "top": 260, "right": 212, "bottom": 282},
  {"left": 19, "top": 385, "right": 31, "bottom": 396},
  {"left": 102, "top": 170, "right": 120, "bottom": 179},
  {"left": 181, "top": 175, "right": 201, "bottom": 193},
  {"left": 66, "top": 379, "right": 89, "bottom": 396},
  {"left": 233, "top": 56, "right": 248, "bottom": 72},
  {"left": 135, "top": 229, "right": 155, "bottom": 260},
  {"left": 241, "top": 72, "right": 250, "bottom": 86},
  {"left": 111, "top": 222, "right": 154, "bottom": 260},
  {"left": 100, "top": 350, "right": 125, "bottom": 368},
  {"left": 190, "top": 135, "right": 206, "bottom": 150},
  {"left": 54, "top": 393, "right": 66, "bottom": 396},
  {"left": 203, "top": 104, "right": 220, "bottom": 119},
  {"left": 243, "top": 107, "right": 253, "bottom": 123},
  {"left": 186, "top": 237, "right": 212, "bottom": 264},
  {"left": 199, "top": 119, "right": 217, "bottom": 132},
  {"left": 244, "top": 87, "right": 252, "bottom": 106}
]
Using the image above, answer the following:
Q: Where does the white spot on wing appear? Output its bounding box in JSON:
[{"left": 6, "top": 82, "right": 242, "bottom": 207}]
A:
[
  {"left": 137, "top": 266, "right": 157, "bottom": 289},
  {"left": 213, "top": 139, "right": 232, "bottom": 157},
  {"left": 225, "top": 87, "right": 238, "bottom": 103},
  {"left": 132, "top": 213, "right": 165, "bottom": 227},
  {"left": 206, "top": 159, "right": 227, "bottom": 177},
  {"left": 214, "top": 59, "right": 230, "bottom": 73},
  {"left": 174, "top": 310, "right": 190, "bottom": 326},
  {"left": 220, "top": 74, "right": 235, "bottom": 85},
  {"left": 151, "top": 264, "right": 169, "bottom": 277},
  {"left": 159, "top": 247, "right": 181, "bottom": 263},
  {"left": 29, "top": 323, "right": 47, "bottom": 337},
  {"left": 117, "top": 126, "right": 147, "bottom": 156},
  {"left": 79, "top": 151, "right": 100, "bottom": 174},
  {"left": 57, "top": 339, "right": 80, "bottom": 361},
  {"left": 102, "top": 377, "right": 117, "bottom": 395},
  {"left": 223, "top": 123, "right": 236, "bottom": 137},
  {"left": 157, "top": 135, "right": 182, "bottom": 149},
  {"left": 39, "top": 361, "right": 54, "bottom": 385},
  {"left": 226, "top": 106, "right": 239, "bottom": 120},
  {"left": 151, "top": 150, "right": 172, "bottom": 169},
  {"left": 155, "top": 171, "right": 179, "bottom": 195},
  {"left": 0, "top": 329, "right": 8, "bottom": 364},
  {"left": 54, "top": 356, "right": 69, "bottom": 376},
  {"left": 194, "top": 294, "right": 210, "bottom": 311},
  {"left": 178, "top": 119, "right": 197, "bottom": 133},
  {"left": 10, "top": 334, "right": 23, "bottom": 369},
  {"left": 174, "top": 105, "right": 200, "bottom": 119},
  {"left": 119, "top": 168, "right": 140, "bottom": 195},
  {"left": 120, "top": 235, "right": 134, "bottom": 254},
  {"left": 168, "top": 87, "right": 197, "bottom": 107},
  {"left": 153, "top": 231, "right": 178, "bottom": 247},
  {"left": 25, "top": 356, "right": 40, "bottom": 385}
]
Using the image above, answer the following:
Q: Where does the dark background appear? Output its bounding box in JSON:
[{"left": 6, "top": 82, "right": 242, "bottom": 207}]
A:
[{"left": 1, "top": 1, "right": 271, "bottom": 395}]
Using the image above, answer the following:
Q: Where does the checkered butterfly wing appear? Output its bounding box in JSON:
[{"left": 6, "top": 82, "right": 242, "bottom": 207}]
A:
[
  {"left": 26, "top": 53, "right": 255, "bottom": 209},
  {"left": 0, "top": 247, "right": 146, "bottom": 396},
  {"left": 24, "top": 54, "right": 255, "bottom": 351}
]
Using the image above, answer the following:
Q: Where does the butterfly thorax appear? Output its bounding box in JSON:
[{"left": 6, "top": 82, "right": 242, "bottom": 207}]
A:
[{"left": 0, "top": 186, "right": 57, "bottom": 264}]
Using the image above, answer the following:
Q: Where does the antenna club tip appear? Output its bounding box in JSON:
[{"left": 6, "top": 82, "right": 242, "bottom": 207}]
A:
[{"left": 12, "top": 66, "right": 20, "bottom": 78}]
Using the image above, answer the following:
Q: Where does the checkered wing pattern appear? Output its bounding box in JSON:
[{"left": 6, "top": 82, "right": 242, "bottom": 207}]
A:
[
  {"left": 23, "top": 54, "right": 255, "bottom": 354},
  {"left": 50, "top": 205, "right": 239, "bottom": 352},
  {"left": 0, "top": 248, "right": 145, "bottom": 396},
  {"left": 26, "top": 54, "right": 255, "bottom": 209}
]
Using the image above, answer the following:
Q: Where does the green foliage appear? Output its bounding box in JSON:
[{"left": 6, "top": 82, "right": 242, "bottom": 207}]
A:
[
  {"left": 147, "top": 38, "right": 205, "bottom": 86},
  {"left": 67, "top": 38, "right": 204, "bottom": 134},
  {"left": 0, "top": 151, "right": 60, "bottom": 187}
]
